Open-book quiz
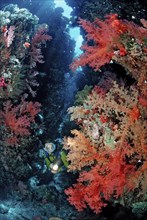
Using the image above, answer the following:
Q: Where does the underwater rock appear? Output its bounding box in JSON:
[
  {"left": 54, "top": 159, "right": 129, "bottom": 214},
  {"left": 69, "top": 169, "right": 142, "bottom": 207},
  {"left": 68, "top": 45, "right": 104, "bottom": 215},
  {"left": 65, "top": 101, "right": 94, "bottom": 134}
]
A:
[
  {"left": 132, "top": 202, "right": 147, "bottom": 219},
  {"left": 0, "top": 204, "right": 9, "bottom": 214},
  {"left": 28, "top": 176, "right": 40, "bottom": 189}
]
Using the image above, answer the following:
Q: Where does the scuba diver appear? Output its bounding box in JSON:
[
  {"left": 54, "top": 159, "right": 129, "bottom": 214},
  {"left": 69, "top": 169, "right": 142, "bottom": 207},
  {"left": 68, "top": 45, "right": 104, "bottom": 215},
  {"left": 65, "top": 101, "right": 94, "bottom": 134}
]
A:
[{"left": 39, "top": 140, "right": 68, "bottom": 174}]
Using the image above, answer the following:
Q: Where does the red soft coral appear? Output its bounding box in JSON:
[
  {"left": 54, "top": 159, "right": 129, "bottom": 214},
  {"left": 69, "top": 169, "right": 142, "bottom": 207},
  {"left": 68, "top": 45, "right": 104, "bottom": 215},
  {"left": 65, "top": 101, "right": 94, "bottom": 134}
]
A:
[
  {"left": 71, "top": 14, "right": 127, "bottom": 71},
  {"left": 65, "top": 148, "right": 135, "bottom": 214},
  {"left": 71, "top": 14, "right": 147, "bottom": 73},
  {"left": 0, "top": 100, "right": 41, "bottom": 146},
  {"left": 65, "top": 183, "right": 87, "bottom": 211}
]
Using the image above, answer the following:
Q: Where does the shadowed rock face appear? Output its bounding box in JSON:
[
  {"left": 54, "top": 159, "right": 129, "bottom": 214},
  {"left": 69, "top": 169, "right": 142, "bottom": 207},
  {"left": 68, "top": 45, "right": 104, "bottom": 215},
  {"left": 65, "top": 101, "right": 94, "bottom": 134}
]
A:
[{"left": 65, "top": 0, "right": 146, "bottom": 22}]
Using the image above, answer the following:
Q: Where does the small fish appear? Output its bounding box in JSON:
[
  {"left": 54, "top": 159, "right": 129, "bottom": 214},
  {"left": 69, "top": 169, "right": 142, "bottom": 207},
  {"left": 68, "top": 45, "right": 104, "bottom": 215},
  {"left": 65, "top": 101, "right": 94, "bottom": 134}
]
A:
[
  {"left": 23, "top": 42, "right": 30, "bottom": 48},
  {"left": 119, "top": 47, "right": 127, "bottom": 56},
  {"left": 0, "top": 77, "right": 6, "bottom": 87},
  {"left": 1, "top": 25, "right": 7, "bottom": 33}
]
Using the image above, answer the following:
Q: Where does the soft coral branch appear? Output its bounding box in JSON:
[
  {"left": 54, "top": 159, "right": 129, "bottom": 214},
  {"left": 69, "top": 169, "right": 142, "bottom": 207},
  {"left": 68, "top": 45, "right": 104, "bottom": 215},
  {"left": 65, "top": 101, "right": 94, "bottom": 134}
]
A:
[
  {"left": 4, "top": 25, "right": 15, "bottom": 48},
  {"left": 30, "top": 26, "right": 52, "bottom": 68},
  {"left": 71, "top": 14, "right": 127, "bottom": 71},
  {"left": 0, "top": 100, "right": 41, "bottom": 146},
  {"left": 64, "top": 80, "right": 147, "bottom": 213},
  {"left": 65, "top": 148, "right": 135, "bottom": 214},
  {"left": 73, "top": 14, "right": 147, "bottom": 97}
]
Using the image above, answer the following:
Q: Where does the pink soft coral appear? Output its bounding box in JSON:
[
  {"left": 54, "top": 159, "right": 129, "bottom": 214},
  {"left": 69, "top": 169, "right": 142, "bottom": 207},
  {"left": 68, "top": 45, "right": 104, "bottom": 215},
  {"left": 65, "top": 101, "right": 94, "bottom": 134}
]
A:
[{"left": 0, "top": 100, "right": 41, "bottom": 146}]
